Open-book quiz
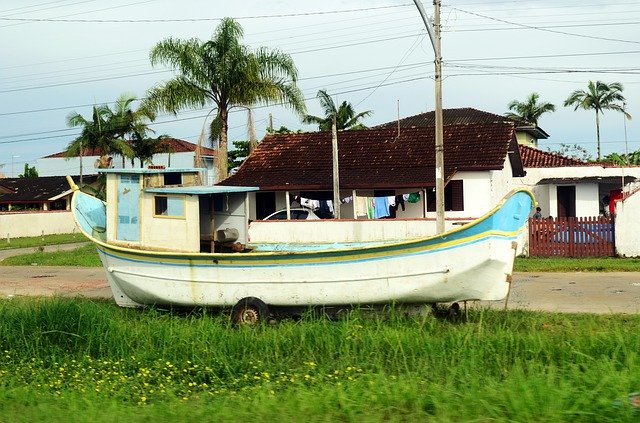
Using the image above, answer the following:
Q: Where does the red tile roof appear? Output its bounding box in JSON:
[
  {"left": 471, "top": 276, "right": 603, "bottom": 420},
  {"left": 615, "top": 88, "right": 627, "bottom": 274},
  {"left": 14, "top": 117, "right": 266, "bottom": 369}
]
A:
[
  {"left": 376, "top": 107, "right": 517, "bottom": 128},
  {"left": 519, "top": 145, "right": 586, "bottom": 168},
  {"left": 44, "top": 138, "right": 216, "bottom": 158},
  {"left": 377, "top": 108, "right": 549, "bottom": 139},
  {"left": 221, "top": 123, "right": 520, "bottom": 190}
]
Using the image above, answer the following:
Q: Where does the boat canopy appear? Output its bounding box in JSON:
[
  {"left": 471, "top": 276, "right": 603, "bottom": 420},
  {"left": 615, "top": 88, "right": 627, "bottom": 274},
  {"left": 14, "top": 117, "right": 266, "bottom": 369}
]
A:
[
  {"left": 97, "top": 168, "right": 206, "bottom": 174},
  {"left": 144, "top": 186, "right": 259, "bottom": 195}
]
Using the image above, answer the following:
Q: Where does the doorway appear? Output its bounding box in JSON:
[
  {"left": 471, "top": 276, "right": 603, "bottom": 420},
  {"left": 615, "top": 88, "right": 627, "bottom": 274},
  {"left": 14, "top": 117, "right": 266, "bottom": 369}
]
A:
[{"left": 556, "top": 185, "right": 576, "bottom": 218}]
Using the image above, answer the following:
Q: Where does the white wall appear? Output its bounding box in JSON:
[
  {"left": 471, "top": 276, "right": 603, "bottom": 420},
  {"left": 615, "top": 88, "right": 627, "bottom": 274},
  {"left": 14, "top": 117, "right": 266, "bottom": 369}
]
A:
[
  {"left": 615, "top": 189, "right": 640, "bottom": 257},
  {"left": 575, "top": 184, "right": 599, "bottom": 217},
  {"left": 0, "top": 211, "right": 77, "bottom": 238}
]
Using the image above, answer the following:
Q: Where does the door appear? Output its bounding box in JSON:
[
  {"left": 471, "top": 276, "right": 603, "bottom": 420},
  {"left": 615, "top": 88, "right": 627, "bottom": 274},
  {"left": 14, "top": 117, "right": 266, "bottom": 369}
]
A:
[
  {"left": 117, "top": 174, "right": 141, "bottom": 241},
  {"left": 557, "top": 185, "right": 576, "bottom": 218}
]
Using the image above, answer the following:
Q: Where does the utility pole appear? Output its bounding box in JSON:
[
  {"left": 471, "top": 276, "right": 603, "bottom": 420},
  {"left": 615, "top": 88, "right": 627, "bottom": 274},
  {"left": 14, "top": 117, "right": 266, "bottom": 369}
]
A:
[
  {"left": 413, "top": 0, "right": 445, "bottom": 234},
  {"left": 268, "top": 113, "right": 273, "bottom": 133},
  {"left": 331, "top": 114, "right": 341, "bottom": 218}
]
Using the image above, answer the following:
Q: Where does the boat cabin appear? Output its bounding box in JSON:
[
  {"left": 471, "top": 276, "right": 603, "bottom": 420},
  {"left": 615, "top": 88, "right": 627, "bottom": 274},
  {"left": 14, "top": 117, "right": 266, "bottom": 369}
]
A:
[{"left": 99, "top": 167, "right": 258, "bottom": 253}]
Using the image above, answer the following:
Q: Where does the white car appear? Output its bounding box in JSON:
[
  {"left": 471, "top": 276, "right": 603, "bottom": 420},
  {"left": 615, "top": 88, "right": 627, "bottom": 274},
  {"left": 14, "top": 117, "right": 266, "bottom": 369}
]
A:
[{"left": 263, "top": 208, "right": 320, "bottom": 220}]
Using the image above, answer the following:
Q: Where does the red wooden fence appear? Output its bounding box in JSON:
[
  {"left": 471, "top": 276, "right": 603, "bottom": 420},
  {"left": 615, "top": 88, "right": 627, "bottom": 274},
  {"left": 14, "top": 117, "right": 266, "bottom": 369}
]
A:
[{"left": 528, "top": 216, "right": 615, "bottom": 257}]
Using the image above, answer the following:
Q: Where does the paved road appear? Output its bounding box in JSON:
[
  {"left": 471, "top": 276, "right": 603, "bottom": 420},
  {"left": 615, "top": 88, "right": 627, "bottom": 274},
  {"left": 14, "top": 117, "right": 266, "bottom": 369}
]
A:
[{"left": 0, "top": 259, "right": 639, "bottom": 313}]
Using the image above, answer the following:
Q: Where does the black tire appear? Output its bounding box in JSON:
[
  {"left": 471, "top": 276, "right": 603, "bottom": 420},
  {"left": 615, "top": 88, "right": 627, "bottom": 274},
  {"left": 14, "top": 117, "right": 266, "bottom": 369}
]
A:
[{"left": 231, "top": 297, "right": 269, "bottom": 326}]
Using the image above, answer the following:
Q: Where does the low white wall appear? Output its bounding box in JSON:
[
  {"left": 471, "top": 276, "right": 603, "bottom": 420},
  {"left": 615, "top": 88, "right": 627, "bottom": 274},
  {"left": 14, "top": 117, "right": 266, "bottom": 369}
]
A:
[
  {"left": 0, "top": 211, "right": 77, "bottom": 238},
  {"left": 615, "top": 190, "right": 640, "bottom": 257},
  {"left": 251, "top": 219, "right": 472, "bottom": 243}
]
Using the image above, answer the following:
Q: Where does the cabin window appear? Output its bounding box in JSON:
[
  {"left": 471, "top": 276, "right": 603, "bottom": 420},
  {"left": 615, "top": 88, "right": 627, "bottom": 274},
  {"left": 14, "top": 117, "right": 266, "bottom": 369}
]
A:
[
  {"left": 154, "top": 195, "right": 185, "bottom": 218},
  {"left": 163, "top": 172, "right": 182, "bottom": 186},
  {"left": 426, "top": 180, "right": 464, "bottom": 212}
]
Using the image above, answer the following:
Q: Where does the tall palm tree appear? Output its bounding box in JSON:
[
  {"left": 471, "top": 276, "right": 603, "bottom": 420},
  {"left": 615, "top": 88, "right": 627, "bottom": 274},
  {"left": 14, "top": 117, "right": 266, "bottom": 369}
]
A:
[
  {"left": 143, "top": 17, "right": 306, "bottom": 182},
  {"left": 302, "top": 90, "right": 372, "bottom": 131},
  {"left": 505, "top": 92, "right": 555, "bottom": 125},
  {"left": 564, "top": 80, "right": 631, "bottom": 160}
]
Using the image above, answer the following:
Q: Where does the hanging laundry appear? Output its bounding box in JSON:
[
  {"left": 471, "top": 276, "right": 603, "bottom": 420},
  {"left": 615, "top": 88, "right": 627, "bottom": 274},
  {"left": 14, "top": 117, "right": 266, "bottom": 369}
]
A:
[{"left": 374, "top": 196, "right": 390, "bottom": 219}]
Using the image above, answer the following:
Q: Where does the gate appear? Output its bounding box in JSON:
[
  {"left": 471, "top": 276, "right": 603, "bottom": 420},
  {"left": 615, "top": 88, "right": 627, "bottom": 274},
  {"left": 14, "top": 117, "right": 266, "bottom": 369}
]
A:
[{"left": 528, "top": 216, "right": 615, "bottom": 257}]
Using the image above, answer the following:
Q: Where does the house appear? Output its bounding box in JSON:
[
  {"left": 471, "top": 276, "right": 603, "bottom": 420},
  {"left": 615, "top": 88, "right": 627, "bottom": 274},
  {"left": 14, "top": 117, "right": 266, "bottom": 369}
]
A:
[
  {"left": 37, "top": 138, "right": 218, "bottom": 184},
  {"left": 375, "top": 107, "right": 550, "bottom": 148},
  {"left": 0, "top": 175, "right": 98, "bottom": 238},
  {"left": 518, "top": 145, "right": 640, "bottom": 218},
  {"left": 377, "top": 107, "right": 640, "bottom": 219},
  {"left": 221, "top": 120, "right": 525, "bottom": 229},
  {"left": 0, "top": 175, "right": 98, "bottom": 212}
]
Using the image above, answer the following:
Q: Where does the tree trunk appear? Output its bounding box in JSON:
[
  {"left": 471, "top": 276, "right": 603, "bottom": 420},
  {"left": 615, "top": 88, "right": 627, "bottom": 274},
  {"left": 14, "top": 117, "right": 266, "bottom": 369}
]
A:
[
  {"left": 595, "top": 110, "right": 601, "bottom": 160},
  {"left": 216, "top": 108, "right": 229, "bottom": 182}
]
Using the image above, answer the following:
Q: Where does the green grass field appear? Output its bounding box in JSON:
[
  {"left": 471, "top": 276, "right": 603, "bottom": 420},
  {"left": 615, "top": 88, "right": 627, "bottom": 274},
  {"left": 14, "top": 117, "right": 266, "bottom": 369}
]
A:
[
  {"left": 0, "top": 233, "right": 85, "bottom": 250},
  {"left": 0, "top": 299, "right": 638, "bottom": 422}
]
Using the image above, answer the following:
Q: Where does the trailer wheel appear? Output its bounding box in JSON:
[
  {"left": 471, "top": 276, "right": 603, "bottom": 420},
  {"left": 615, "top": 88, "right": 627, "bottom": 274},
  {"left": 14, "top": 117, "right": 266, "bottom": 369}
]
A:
[{"left": 231, "top": 297, "right": 269, "bottom": 326}]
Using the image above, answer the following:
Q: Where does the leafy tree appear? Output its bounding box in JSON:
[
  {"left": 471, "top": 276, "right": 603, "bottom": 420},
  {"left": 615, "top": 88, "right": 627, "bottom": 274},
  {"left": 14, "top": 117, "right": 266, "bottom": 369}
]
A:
[
  {"left": 548, "top": 143, "right": 592, "bottom": 162},
  {"left": 564, "top": 80, "right": 631, "bottom": 160},
  {"left": 602, "top": 148, "right": 640, "bottom": 165},
  {"left": 18, "top": 163, "right": 38, "bottom": 178},
  {"left": 267, "top": 125, "right": 299, "bottom": 135},
  {"left": 143, "top": 17, "right": 305, "bottom": 181},
  {"left": 302, "top": 89, "right": 372, "bottom": 131},
  {"left": 505, "top": 92, "right": 555, "bottom": 125},
  {"left": 228, "top": 140, "right": 250, "bottom": 171}
]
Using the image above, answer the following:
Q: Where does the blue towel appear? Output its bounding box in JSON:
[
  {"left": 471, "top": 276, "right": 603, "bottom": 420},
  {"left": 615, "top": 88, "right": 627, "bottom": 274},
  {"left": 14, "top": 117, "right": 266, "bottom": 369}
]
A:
[{"left": 374, "top": 196, "right": 390, "bottom": 219}]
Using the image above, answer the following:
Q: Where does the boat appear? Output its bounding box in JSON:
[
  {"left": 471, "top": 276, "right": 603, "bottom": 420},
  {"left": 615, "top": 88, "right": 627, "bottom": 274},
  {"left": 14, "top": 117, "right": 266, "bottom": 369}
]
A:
[{"left": 68, "top": 167, "right": 534, "bottom": 324}]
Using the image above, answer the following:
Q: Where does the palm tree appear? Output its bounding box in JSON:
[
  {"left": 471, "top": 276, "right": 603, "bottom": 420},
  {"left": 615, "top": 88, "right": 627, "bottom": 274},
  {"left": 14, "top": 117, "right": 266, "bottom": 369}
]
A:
[
  {"left": 564, "top": 81, "right": 631, "bottom": 160},
  {"left": 143, "top": 17, "right": 306, "bottom": 181},
  {"left": 302, "top": 90, "right": 372, "bottom": 131},
  {"left": 129, "top": 136, "right": 174, "bottom": 168},
  {"left": 66, "top": 105, "right": 113, "bottom": 184},
  {"left": 505, "top": 92, "right": 555, "bottom": 125},
  {"left": 106, "top": 93, "right": 156, "bottom": 166}
]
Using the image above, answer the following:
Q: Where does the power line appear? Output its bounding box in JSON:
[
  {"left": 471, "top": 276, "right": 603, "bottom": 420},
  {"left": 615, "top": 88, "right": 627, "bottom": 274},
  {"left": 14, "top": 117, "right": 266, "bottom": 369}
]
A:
[
  {"left": 450, "top": 6, "right": 640, "bottom": 45},
  {"left": 0, "top": 4, "right": 411, "bottom": 23}
]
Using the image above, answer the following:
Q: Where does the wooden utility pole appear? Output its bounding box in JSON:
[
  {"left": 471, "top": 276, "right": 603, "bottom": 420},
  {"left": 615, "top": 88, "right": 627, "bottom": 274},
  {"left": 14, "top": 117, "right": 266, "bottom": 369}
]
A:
[
  {"left": 331, "top": 114, "right": 341, "bottom": 218},
  {"left": 413, "top": 0, "right": 445, "bottom": 234},
  {"left": 434, "top": 0, "right": 445, "bottom": 234}
]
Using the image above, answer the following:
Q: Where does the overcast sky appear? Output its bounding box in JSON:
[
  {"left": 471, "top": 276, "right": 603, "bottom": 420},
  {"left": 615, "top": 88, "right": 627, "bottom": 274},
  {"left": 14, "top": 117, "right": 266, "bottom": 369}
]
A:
[{"left": 1, "top": 0, "right": 639, "bottom": 176}]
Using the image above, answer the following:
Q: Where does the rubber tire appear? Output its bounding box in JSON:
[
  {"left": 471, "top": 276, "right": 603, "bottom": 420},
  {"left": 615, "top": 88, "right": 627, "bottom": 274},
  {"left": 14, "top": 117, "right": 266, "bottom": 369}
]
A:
[{"left": 231, "top": 297, "right": 269, "bottom": 326}]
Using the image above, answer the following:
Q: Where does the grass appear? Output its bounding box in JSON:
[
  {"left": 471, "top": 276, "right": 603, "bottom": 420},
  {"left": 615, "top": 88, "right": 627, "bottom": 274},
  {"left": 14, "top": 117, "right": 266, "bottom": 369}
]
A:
[
  {"left": 0, "top": 244, "right": 100, "bottom": 267},
  {"left": 0, "top": 233, "right": 86, "bottom": 250},
  {"left": 514, "top": 256, "right": 640, "bottom": 272},
  {"left": 0, "top": 299, "right": 638, "bottom": 421}
]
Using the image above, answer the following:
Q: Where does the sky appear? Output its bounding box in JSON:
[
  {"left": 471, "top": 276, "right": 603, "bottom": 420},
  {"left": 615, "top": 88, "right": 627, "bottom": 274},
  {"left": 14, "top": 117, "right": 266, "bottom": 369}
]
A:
[{"left": 1, "top": 0, "right": 639, "bottom": 177}]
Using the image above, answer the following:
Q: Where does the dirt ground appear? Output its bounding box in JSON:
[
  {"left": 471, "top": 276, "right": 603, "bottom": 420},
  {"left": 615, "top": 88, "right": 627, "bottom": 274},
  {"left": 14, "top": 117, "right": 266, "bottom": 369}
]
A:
[{"left": 0, "top": 263, "right": 639, "bottom": 313}]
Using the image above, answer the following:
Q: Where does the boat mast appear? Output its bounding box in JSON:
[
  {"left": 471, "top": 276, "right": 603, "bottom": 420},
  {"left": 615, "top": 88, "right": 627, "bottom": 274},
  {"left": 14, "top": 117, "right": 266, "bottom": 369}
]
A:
[{"left": 413, "top": 0, "right": 445, "bottom": 234}]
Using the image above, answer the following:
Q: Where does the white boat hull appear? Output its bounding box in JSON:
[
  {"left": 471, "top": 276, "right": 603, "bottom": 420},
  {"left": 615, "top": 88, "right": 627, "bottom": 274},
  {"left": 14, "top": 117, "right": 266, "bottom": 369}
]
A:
[{"left": 73, "top": 186, "right": 533, "bottom": 309}]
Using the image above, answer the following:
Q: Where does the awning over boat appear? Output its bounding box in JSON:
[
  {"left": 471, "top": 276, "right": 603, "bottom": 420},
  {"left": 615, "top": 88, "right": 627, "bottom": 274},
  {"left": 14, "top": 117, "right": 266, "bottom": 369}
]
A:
[
  {"left": 144, "top": 185, "right": 259, "bottom": 195},
  {"left": 98, "top": 168, "right": 205, "bottom": 174}
]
